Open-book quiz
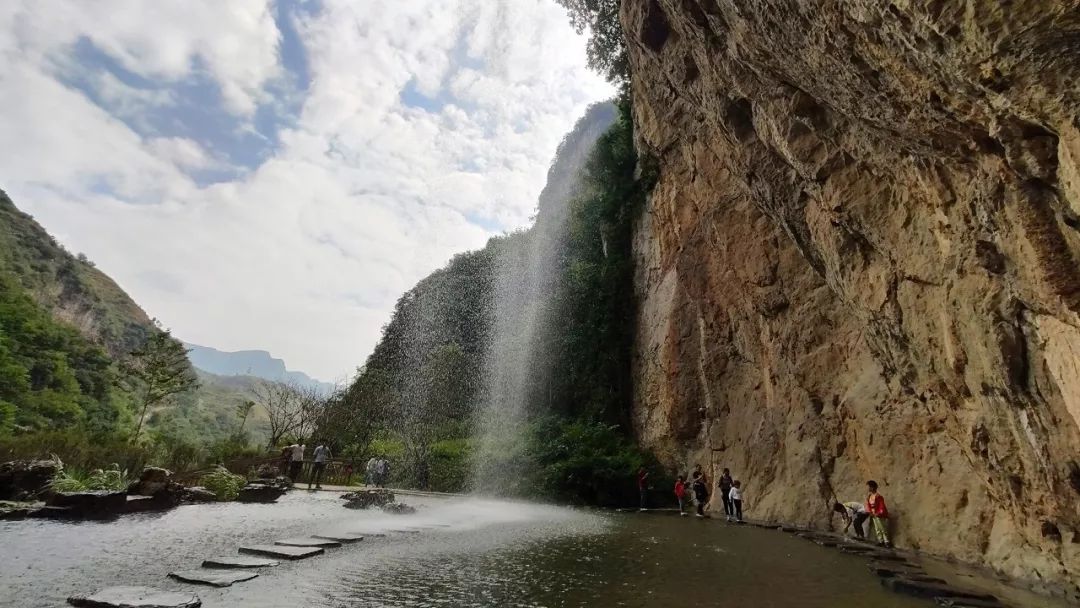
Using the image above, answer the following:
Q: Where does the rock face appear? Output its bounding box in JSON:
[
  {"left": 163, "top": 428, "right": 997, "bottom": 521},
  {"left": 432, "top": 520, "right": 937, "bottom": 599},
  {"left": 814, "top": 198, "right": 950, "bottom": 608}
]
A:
[{"left": 621, "top": 0, "right": 1080, "bottom": 588}]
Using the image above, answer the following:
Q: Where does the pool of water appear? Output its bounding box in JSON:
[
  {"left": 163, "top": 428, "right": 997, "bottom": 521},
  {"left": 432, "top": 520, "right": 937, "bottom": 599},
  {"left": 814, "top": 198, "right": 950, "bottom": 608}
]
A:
[{"left": 0, "top": 492, "right": 1024, "bottom": 607}]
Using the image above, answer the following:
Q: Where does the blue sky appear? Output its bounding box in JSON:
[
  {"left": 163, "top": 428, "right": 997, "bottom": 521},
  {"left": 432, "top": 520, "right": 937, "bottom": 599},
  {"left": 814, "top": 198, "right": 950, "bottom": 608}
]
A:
[{"left": 0, "top": 0, "right": 612, "bottom": 382}]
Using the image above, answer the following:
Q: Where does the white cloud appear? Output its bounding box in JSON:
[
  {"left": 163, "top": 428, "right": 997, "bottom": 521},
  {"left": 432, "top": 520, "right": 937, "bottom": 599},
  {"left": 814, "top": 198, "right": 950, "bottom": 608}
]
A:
[{"left": 0, "top": 0, "right": 613, "bottom": 381}]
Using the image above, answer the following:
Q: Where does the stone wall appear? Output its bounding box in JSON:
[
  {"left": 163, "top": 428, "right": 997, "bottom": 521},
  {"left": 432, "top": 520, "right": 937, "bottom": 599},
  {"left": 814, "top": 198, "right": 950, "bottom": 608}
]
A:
[{"left": 622, "top": 0, "right": 1080, "bottom": 589}]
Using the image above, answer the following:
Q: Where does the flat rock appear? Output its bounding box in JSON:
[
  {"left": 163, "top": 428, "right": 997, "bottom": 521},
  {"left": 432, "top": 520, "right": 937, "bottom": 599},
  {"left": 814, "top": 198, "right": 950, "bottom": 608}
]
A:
[
  {"left": 201, "top": 556, "right": 279, "bottom": 569},
  {"left": 882, "top": 577, "right": 998, "bottom": 602},
  {"left": 168, "top": 570, "right": 258, "bottom": 587},
  {"left": 68, "top": 586, "right": 201, "bottom": 608},
  {"left": 935, "top": 598, "right": 1006, "bottom": 608},
  {"left": 389, "top": 529, "right": 421, "bottom": 534},
  {"left": 238, "top": 544, "right": 324, "bottom": 560},
  {"left": 312, "top": 532, "right": 366, "bottom": 543},
  {"left": 348, "top": 530, "right": 388, "bottom": 537},
  {"left": 275, "top": 537, "right": 342, "bottom": 548}
]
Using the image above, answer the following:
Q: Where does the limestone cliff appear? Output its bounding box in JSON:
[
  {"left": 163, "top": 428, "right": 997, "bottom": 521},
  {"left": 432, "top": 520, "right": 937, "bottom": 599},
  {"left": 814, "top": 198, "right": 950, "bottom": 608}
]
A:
[{"left": 621, "top": 0, "right": 1080, "bottom": 591}]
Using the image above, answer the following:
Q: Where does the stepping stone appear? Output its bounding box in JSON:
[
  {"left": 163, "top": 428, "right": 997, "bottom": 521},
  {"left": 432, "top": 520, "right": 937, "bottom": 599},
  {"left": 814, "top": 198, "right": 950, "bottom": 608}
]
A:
[
  {"left": 275, "top": 537, "right": 342, "bottom": 548},
  {"left": 239, "top": 545, "right": 324, "bottom": 560},
  {"left": 389, "top": 529, "right": 421, "bottom": 534},
  {"left": 312, "top": 532, "right": 366, "bottom": 543},
  {"left": 168, "top": 570, "right": 258, "bottom": 587},
  {"left": 935, "top": 598, "right": 1006, "bottom": 608},
  {"left": 348, "top": 530, "right": 388, "bottom": 537},
  {"left": 201, "top": 556, "right": 279, "bottom": 569},
  {"left": 881, "top": 577, "right": 998, "bottom": 602},
  {"left": 68, "top": 586, "right": 201, "bottom": 608}
]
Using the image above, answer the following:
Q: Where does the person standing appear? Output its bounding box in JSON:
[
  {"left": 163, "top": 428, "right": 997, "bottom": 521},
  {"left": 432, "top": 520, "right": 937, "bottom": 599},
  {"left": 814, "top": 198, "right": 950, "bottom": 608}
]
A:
[
  {"left": 865, "top": 480, "right": 891, "bottom": 548},
  {"left": 691, "top": 471, "right": 710, "bottom": 517},
  {"left": 366, "top": 455, "right": 377, "bottom": 486},
  {"left": 288, "top": 443, "right": 305, "bottom": 482},
  {"left": 309, "top": 443, "right": 331, "bottom": 490},
  {"left": 637, "top": 467, "right": 650, "bottom": 511},
  {"left": 729, "top": 480, "right": 744, "bottom": 522},
  {"left": 718, "top": 468, "right": 734, "bottom": 521},
  {"left": 377, "top": 457, "right": 390, "bottom": 488},
  {"left": 674, "top": 475, "right": 688, "bottom": 516}
]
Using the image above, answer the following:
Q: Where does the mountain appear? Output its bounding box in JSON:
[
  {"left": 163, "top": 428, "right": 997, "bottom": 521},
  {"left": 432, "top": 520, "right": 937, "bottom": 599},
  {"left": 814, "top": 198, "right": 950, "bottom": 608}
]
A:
[
  {"left": 620, "top": 0, "right": 1080, "bottom": 587},
  {"left": 184, "top": 342, "right": 333, "bottom": 393},
  {"left": 0, "top": 190, "right": 158, "bottom": 358}
]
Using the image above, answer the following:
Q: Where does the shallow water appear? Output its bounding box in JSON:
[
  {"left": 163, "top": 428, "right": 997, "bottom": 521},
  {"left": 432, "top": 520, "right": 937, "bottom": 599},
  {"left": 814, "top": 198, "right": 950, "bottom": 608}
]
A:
[{"left": 0, "top": 492, "right": 1002, "bottom": 607}]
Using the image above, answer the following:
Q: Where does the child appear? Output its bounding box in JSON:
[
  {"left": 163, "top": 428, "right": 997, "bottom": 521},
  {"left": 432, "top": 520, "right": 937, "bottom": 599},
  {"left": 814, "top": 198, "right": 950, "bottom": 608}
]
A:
[
  {"left": 674, "top": 475, "right": 688, "bottom": 516},
  {"left": 691, "top": 471, "right": 710, "bottom": 517},
  {"left": 865, "top": 480, "right": 891, "bottom": 548},
  {"left": 729, "top": 480, "right": 744, "bottom": 522}
]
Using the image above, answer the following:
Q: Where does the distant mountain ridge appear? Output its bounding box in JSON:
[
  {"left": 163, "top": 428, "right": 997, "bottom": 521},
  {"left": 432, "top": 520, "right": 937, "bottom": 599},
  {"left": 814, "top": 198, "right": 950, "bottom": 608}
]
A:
[{"left": 184, "top": 342, "right": 334, "bottom": 393}]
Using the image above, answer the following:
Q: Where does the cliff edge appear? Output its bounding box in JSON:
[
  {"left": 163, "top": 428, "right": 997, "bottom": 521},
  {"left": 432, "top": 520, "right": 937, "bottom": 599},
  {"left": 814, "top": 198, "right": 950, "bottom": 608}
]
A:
[{"left": 622, "top": 0, "right": 1080, "bottom": 589}]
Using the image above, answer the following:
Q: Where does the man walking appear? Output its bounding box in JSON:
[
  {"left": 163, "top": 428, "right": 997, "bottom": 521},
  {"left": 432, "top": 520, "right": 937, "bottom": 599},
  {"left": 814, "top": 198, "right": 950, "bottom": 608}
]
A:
[
  {"left": 309, "top": 443, "right": 331, "bottom": 490},
  {"left": 288, "top": 443, "right": 305, "bottom": 482}
]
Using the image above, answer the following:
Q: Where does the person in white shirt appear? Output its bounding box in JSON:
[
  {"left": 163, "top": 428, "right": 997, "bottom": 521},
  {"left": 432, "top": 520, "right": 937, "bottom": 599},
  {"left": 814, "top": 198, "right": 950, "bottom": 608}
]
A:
[
  {"left": 366, "top": 456, "right": 377, "bottom": 486},
  {"left": 309, "top": 443, "right": 331, "bottom": 490},
  {"left": 728, "top": 480, "right": 744, "bottom": 522},
  {"left": 287, "top": 444, "right": 304, "bottom": 481}
]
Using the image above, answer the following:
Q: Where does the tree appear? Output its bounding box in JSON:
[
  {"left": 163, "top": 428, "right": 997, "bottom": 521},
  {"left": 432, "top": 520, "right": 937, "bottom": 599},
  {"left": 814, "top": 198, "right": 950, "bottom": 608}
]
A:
[
  {"left": 251, "top": 380, "right": 303, "bottom": 449},
  {"left": 397, "top": 343, "right": 468, "bottom": 489},
  {"left": 555, "top": 0, "right": 629, "bottom": 85},
  {"left": 235, "top": 399, "right": 255, "bottom": 433},
  {"left": 124, "top": 328, "right": 199, "bottom": 444}
]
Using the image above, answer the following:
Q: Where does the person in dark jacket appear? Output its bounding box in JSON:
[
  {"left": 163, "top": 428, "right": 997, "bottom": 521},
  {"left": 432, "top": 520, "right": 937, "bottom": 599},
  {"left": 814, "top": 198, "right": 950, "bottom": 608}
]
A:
[
  {"left": 718, "top": 468, "right": 734, "bottom": 521},
  {"left": 691, "top": 471, "right": 710, "bottom": 517}
]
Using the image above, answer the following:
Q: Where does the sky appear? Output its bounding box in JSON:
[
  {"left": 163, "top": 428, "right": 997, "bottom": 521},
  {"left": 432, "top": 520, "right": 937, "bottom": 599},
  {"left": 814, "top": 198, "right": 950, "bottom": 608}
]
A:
[{"left": 0, "top": 0, "right": 613, "bottom": 383}]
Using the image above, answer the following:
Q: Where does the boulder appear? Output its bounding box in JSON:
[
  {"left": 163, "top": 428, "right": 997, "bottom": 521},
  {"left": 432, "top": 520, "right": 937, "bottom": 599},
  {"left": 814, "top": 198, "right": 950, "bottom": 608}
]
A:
[
  {"left": 47, "top": 490, "right": 127, "bottom": 518},
  {"left": 127, "top": 467, "right": 172, "bottom": 496},
  {"left": 67, "top": 586, "right": 201, "bottom": 608},
  {"left": 235, "top": 482, "right": 287, "bottom": 503},
  {"left": 180, "top": 486, "right": 217, "bottom": 504},
  {"left": 381, "top": 502, "right": 417, "bottom": 515},
  {"left": 341, "top": 489, "right": 394, "bottom": 509},
  {"left": 0, "top": 459, "right": 60, "bottom": 500}
]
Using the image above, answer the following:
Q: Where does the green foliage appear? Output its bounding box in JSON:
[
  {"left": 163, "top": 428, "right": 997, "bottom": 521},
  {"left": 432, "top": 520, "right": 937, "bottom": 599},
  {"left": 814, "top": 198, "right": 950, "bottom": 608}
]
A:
[
  {"left": 0, "top": 429, "right": 149, "bottom": 473},
  {"left": 124, "top": 328, "right": 199, "bottom": 443},
  {"left": 555, "top": 0, "right": 629, "bottom": 86},
  {"left": 525, "top": 417, "right": 646, "bottom": 505},
  {"left": 200, "top": 466, "right": 246, "bottom": 501},
  {"left": 50, "top": 464, "right": 131, "bottom": 493}
]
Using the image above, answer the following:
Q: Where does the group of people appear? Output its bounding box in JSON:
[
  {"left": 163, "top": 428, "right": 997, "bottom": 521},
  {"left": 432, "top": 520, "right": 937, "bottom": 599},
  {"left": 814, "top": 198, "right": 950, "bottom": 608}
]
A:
[
  {"left": 834, "top": 480, "right": 892, "bottom": 548},
  {"left": 365, "top": 455, "right": 391, "bottom": 487},
  {"left": 637, "top": 465, "right": 745, "bottom": 522},
  {"left": 281, "top": 442, "right": 333, "bottom": 489}
]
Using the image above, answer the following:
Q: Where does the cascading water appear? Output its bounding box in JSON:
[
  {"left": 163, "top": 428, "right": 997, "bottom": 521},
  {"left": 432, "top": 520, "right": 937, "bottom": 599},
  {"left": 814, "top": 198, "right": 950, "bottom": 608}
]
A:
[{"left": 470, "top": 103, "right": 617, "bottom": 492}]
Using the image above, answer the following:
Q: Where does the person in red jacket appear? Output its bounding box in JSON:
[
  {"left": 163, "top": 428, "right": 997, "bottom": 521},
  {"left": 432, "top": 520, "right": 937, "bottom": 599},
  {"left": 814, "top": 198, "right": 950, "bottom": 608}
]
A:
[
  {"left": 674, "top": 475, "right": 688, "bottom": 516},
  {"left": 865, "top": 480, "right": 891, "bottom": 548}
]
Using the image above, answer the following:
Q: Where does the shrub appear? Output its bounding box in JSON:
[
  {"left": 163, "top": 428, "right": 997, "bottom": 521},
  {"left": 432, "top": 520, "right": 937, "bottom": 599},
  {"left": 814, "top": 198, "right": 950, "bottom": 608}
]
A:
[
  {"left": 200, "top": 466, "right": 246, "bottom": 501},
  {"left": 49, "top": 463, "right": 130, "bottom": 492}
]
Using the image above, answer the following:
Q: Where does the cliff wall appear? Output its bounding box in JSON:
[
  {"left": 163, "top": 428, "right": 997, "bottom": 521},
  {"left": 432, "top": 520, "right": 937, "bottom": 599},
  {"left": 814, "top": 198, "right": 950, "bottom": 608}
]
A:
[{"left": 622, "top": 0, "right": 1080, "bottom": 589}]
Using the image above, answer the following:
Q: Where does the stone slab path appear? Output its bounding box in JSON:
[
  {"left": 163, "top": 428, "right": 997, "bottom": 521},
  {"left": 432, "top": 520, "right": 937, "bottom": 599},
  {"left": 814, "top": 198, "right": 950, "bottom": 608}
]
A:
[
  {"left": 238, "top": 545, "right": 324, "bottom": 560},
  {"left": 67, "top": 586, "right": 201, "bottom": 608},
  {"left": 168, "top": 570, "right": 258, "bottom": 588},
  {"left": 201, "top": 556, "right": 279, "bottom": 569},
  {"left": 312, "top": 532, "right": 365, "bottom": 543},
  {"left": 274, "top": 537, "right": 342, "bottom": 548}
]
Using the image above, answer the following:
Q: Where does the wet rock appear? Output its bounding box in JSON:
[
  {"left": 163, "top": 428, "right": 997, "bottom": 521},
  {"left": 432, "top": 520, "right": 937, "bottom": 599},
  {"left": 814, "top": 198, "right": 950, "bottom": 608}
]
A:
[
  {"left": 935, "top": 597, "right": 1007, "bottom": 607},
  {"left": 275, "top": 537, "right": 342, "bottom": 548},
  {"left": 0, "top": 459, "right": 60, "bottom": 500},
  {"left": 312, "top": 532, "right": 366, "bottom": 543},
  {"left": 235, "top": 482, "right": 287, "bottom": 503},
  {"left": 201, "top": 556, "right": 279, "bottom": 569},
  {"left": 168, "top": 570, "right": 258, "bottom": 587},
  {"left": 881, "top": 577, "right": 998, "bottom": 602},
  {"left": 238, "top": 544, "right": 324, "bottom": 559},
  {"left": 341, "top": 489, "right": 394, "bottom": 509},
  {"left": 124, "top": 495, "right": 164, "bottom": 513},
  {"left": 180, "top": 487, "right": 217, "bottom": 504},
  {"left": 0, "top": 500, "right": 41, "bottom": 520},
  {"left": 47, "top": 490, "right": 126, "bottom": 518},
  {"left": 67, "top": 586, "right": 201, "bottom": 608},
  {"left": 381, "top": 502, "right": 417, "bottom": 515},
  {"left": 127, "top": 467, "right": 172, "bottom": 496}
]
